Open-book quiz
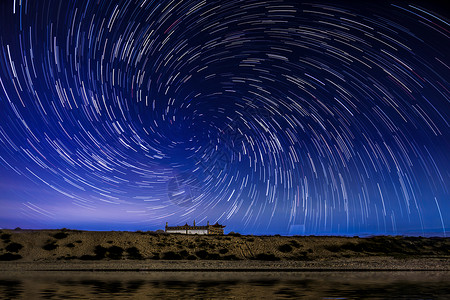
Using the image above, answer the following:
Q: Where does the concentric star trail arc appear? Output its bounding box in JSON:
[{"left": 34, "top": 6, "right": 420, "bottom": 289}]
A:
[{"left": 0, "top": 0, "right": 448, "bottom": 235}]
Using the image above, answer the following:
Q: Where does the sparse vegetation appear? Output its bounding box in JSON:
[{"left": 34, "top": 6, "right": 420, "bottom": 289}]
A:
[
  {"left": 207, "top": 253, "right": 221, "bottom": 260},
  {"left": 0, "top": 234, "right": 11, "bottom": 242},
  {"left": 43, "top": 241, "right": 58, "bottom": 251},
  {"left": 162, "top": 251, "right": 182, "bottom": 260},
  {"left": 126, "top": 247, "right": 143, "bottom": 260},
  {"left": 324, "top": 244, "right": 341, "bottom": 252},
  {"left": 179, "top": 250, "right": 189, "bottom": 258},
  {"left": 93, "top": 245, "right": 124, "bottom": 260},
  {"left": 5, "top": 242, "right": 23, "bottom": 253},
  {"left": 222, "top": 254, "right": 240, "bottom": 260},
  {"left": 108, "top": 246, "right": 124, "bottom": 260},
  {"left": 53, "top": 231, "right": 68, "bottom": 239},
  {"left": 195, "top": 250, "right": 209, "bottom": 259},
  {"left": 278, "top": 244, "right": 293, "bottom": 253},
  {"left": 0, "top": 230, "right": 447, "bottom": 263},
  {"left": 321, "top": 236, "right": 450, "bottom": 257},
  {"left": 58, "top": 255, "right": 77, "bottom": 260},
  {"left": 228, "top": 232, "right": 241, "bottom": 237},
  {"left": 79, "top": 254, "right": 98, "bottom": 260},
  {"left": 0, "top": 253, "right": 22, "bottom": 261},
  {"left": 290, "top": 240, "right": 301, "bottom": 248},
  {"left": 254, "top": 253, "right": 280, "bottom": 261},
  {"left": 94, "top": 245, "right": 108, "bottom": 258},
  {"left": 293, "top": 251, "right": 310, "bottom": 261}
]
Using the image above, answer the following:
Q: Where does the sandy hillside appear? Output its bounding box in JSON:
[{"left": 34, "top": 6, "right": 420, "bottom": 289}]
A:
[{"left": 0, "top": 229, "right": 449, "bottom": 263}]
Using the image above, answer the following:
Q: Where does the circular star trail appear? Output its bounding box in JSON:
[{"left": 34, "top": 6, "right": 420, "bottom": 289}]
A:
[{"left": 0, "top": 0, "right": 448, "bottom": 234}]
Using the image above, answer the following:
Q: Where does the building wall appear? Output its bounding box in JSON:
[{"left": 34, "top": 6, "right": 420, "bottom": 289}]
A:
[
  {"left": 165, "top": 224, "right": 224, "bottom": 235},
  {"left": 165, "top": 229, "right": 187, "bottom": 234},
  {"left": 187, "top": 229, "right": 208, "bottom": 235},
  {"left": 166, "top": 229, "right": 209, "bottom": 234}
]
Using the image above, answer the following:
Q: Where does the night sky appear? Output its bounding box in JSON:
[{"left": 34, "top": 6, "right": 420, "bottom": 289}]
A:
[{"left": 0, "top": 0, "right": 448, "bottom": 236}]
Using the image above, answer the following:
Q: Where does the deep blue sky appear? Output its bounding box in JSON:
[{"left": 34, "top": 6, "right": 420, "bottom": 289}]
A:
[{"left": 0, "top": 0, "right": 448, "bottom": 236}]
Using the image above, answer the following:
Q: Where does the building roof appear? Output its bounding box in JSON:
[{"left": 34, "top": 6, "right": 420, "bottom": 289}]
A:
[
  {"left": 211, "top": 222, "right": 226, "bottom": 228},
  {"left": 165, "top": 221, "right": 225, "bottom": 229}
]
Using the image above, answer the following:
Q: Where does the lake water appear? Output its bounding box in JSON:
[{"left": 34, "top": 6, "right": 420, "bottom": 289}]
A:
[{"left": 0, "top": 271, "right": 449, "bottom": 299}]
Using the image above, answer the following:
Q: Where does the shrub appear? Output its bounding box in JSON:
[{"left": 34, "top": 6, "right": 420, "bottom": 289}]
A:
[
  {"left": 187, "top": 255, "right": 197, "bottom": 260},
  {"left": 151, "top": 252, "right": 160, "bottom": 260},
  {"left": 294, "top": 251, "right": 310, "bottom": 261},
  {"left": 207, "top": 253, "right": 221, "bottom": 260},
  {"left": 162, "top": 251, "right": 182, "bottom": 260},
  {"left": 198, "top": 241, "right": 209, "bottom": 248},
  {"left": 43, "top": 242, "right": 58, "bottom": 251},
  {"left": 0, "top": 253, "right": 22, "bottom": 261},
  {"left": 61, "top": 256, "right": 77, "bottom": 260},
  {"left": 222, "top": 254, "right": 240, "bottom": 260},
  {"left": 341, "top": 241, "right": 394, "bottom": 254},
  {"left": 66, "top": 243, "right": 75, "bottom": 248},
  {"left": 255, "top": 253, "right": 280, "bottom": 261},
  {"left": 228, "top": 232, "right": 241, "bottom": 237},
  {"left": 5, "top": 243, "right": 23, "bottom": 253},
  {"left": 0, "top": 234, "right": 11, "bottom": 241},
  {"left": 219, "top": 248, "right": 229, "bottom": 254},
  {"left": 278, "top": 244, "right": 293, "bottom": 253},
  {"left": 325, "top": 245, "right": 341, "bottom": 252},
  {"left": 94, "top": 245, "right": 108, "bottom": 258},
  {"left": 126, "top": 247, "right": 143, "bottom": 260},
  {"left": 195, "top": 250, "right": 209, "bottom": 259},
  {"left": 290, "top": 240, "right": 301, "bottom": 248},
  {"left": 178, "top": 250, "right": 189, "bottom": 258},
  {"left": 79, "top": 255, "right": 98, "bottom": 260},
  {"left": 53, "top": 232, "right": 68, "bottom": 239},
  {"left": 108, "top": 246, "right": 124, "bottom": 260}
]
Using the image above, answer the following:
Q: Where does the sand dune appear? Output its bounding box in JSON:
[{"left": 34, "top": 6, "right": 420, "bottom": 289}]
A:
[{"left": 1, "top": 229, "right": 449, "bottom": 271}]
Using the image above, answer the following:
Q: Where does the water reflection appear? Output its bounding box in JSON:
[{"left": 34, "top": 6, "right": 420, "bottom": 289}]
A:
[
  {"left": 0, "top": 280, "right": 23, "bottom": 299},
  {"left": 0, "top": 271, "right": 449, "bottom": 299}
]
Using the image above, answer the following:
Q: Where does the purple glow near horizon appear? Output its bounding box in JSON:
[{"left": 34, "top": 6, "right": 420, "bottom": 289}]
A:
[{"left": 0, "top": 0, "right": 448, "bottom": 236}]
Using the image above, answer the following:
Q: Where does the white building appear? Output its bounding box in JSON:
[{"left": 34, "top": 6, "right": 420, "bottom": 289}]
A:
[{"left": 165, "top": 221, "right": 225, "bottom": 235}]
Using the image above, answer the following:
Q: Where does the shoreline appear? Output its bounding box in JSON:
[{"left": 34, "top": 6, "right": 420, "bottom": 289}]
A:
[{"left": 2, "top": 257, "right": 449, "bottom": 272}]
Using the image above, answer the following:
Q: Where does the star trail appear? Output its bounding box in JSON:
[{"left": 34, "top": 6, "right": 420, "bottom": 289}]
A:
[{"left": 0, "top": 0, "right": 448, "bottom": 235}]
